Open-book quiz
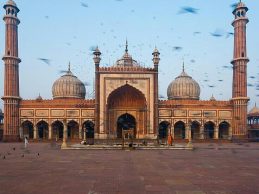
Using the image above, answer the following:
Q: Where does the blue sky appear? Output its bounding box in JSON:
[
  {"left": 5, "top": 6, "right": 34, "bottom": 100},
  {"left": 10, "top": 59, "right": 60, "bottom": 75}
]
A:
[{"left": 0, "top": 0, "right": 259, "bottom": 110}]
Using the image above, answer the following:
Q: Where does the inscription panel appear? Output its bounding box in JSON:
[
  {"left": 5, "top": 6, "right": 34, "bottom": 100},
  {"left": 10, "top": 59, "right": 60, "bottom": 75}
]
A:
[
  {"left": 189, "top": 110, "right": 202, "bottom": 117},
  {"left": 174, "top": 110, "right": 187, "bottom": 117},
  {"left": 219, "top": 111, "right": 231, "bottom": 118},
  {"left": 20, "top": 109, "right": 34, "bottom": 117},
  {"left": 82, "top": 110, "right": 94, "bottom": 117},
  {"left": 36, "top": 110, "right": 48, "bottom": 117},
  {"left": 159, "top": 110, "right": 172, "bottom": 117},
  {"left": 203, "top": 111, "right": 216, "bottom": 117},
  {"left": 67, "top": 110, "right": 79, "bottom": 117},
  {"left": 51, "top": 110, "right": 65, "bottom": 117}
]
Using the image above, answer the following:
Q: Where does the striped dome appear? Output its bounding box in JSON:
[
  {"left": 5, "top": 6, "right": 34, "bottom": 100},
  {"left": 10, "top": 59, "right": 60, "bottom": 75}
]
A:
[
  {"left": 167, "top": 68, "right": 200, "bottom": 100},
  {"left": 52, "top": 67, "right": 86, "bottom": 99}
]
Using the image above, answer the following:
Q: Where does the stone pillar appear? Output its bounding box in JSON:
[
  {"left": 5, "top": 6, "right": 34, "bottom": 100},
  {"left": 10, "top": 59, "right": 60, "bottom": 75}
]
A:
[
  {"left": 214, "top": 125, "right": 219, "bottom": 139},
  {"left": 171, "top": 126, "right": 174, "bottom": 139},
  {"left": 79, "top": 124, "right": 82, "bottom": 139},
  {"left": 83, "top": 127, "right": 86, "bottom": 141},
  {"left": 33, "top": 125, "right": 37, "bottom": 140},
  {"left": 48, "top": 125, "right": 52, "bottom": 140},
  {"left": 185, "top": 126, "right": 188, "bottom": 140},
  {"left": 61, "top": 121, "right": 68, "bottom": 148},
  {"left": 200, "top": 125, "right": 204, "bottom": 139}
]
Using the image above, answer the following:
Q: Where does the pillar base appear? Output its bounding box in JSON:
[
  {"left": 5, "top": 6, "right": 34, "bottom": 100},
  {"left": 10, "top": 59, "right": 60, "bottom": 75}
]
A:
[
  {"left": 61, "top": 142, "right": 67, "bottom": 148},
  {"left": 3, "top": 135, "right": 21, "bottom": 142}
]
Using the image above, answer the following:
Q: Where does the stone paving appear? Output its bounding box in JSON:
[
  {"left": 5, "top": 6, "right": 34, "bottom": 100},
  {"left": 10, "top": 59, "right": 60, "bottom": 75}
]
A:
[{"left": 0, "top": 143, "right": 259, "bottom": 194}]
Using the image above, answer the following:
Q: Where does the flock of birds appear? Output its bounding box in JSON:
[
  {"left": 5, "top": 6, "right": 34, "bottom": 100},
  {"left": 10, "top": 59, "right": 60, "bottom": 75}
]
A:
[
  {"left": 1, "top": 146, "right": 40, "bottom": 160},
  {"left": 35, "top": 1, "right": 259, "bottom": 102}
]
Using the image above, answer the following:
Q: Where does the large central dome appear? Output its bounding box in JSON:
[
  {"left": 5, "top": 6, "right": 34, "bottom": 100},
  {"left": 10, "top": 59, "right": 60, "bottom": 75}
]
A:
[
  {"left": 167, "top": 65, "right": 200, "bottom": 100},
  {"left": 52, "top": 64, "right": 86, "bottom": 99}
]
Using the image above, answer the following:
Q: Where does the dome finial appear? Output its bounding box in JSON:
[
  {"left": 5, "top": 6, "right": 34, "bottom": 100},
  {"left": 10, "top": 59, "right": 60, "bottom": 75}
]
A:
[
  {"left": 182, "top": 60, "right": 185, "bottom": 72},
  {"left": 125, "top": 38, "right": 128, "bottom": 53},
  {"left": 68, "top": 61, "right": 71, "bottom": 72}
]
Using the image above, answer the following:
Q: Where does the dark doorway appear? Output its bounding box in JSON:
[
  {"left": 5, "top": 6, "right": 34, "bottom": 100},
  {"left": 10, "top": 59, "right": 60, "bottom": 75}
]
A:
[
  {"left": 22, "top": 121, "right": 34, "bottom": 139},
  {"left": 219, "top": 122, "right": 230, "bottom": 139},
  {"left": 159, "top": 121, "right": 170, "bottom": 139},
  {"left": 83, "top": 121, "right": 95, "bottom": 138},
  {"left": 37, "top": 121, "right": 48, "bottom": 139},
  {"left": 117, "top": 113, "right": 136, "bottom": 138},
  {"left": 52, "top": 121, "right": 64, "bottom": 140},
  {"left": 204, "top": 121, "right": 215, "bottom": 139},
  {"left": 174, "top": 121, "right": 185, "bottom": 139},
  {"left": 68, "top": 121, "right": 79, "bottom": 139},
  {"left": 191, "top": 121, "right": 201, "bottom": 139}
]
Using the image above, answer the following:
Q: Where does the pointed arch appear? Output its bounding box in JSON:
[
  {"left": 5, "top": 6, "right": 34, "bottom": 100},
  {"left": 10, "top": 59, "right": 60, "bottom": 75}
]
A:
[
  {"left": 51, "top": 120, "right": 64, "bottom": 140},
  {"left": 204, "top": 121, "right": 215, "bottom": 139},
  {"left": 36, "top": 121, "right": 49, "bottom": 139},
  {"left": 21, "top": 120, "right": 34, "bottom": 139},
  {"left": 174, "top": 121, "right": 185, "bottom": 139},
  {"left": 67, "top": 120, "right": 79, "bottom": 139},
  {"left": 191, "top": 121, "right": 201, "bottom": 139},
  {"left": 159, "top": 121, "right": 170, "bottom": 139},
  {"left": 219, "top": 121, "right": 230, "bottom": 139}
]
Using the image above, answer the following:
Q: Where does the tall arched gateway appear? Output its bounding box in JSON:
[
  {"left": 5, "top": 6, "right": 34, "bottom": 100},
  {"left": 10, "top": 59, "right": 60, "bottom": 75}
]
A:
[{"left": 107, "top": 84, "right": 147, "bottom": 139}]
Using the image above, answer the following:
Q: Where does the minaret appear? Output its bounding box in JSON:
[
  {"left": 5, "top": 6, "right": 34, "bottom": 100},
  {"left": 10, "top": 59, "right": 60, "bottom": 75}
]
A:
[
  {"left": 1, "top": 0, "right": 21, "bottom": 141},
  {"left": 93, "top": 47, "right": 101, "bottom": 137},
  {"left": 231, "top": 1, "right": 249, "bottom": 138},
  {"left": 152, "top": 47, "right": 160, "bottom": 136}
]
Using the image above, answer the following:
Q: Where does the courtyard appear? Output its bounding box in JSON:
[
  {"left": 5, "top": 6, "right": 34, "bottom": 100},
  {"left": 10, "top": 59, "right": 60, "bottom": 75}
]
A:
[{"left": 0, "top": 143, "right": 259, "bottom": 194}]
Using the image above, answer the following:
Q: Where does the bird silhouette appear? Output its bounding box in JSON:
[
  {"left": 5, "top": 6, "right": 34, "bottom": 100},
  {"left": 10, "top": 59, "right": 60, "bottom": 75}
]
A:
[
  {"left": 80, "top": 2, "right": 88, "bottom": 8},
  {"left": 38, "top": 58, "right": 51, "bottom": 65},
  {"left": 178, "top": 6, "right": 199, "bottom": 14}
]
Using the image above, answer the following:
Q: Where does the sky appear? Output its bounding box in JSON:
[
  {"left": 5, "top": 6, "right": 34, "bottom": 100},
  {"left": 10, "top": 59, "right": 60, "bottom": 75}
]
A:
[{"left": 0, "top": 0, "right": 259, "bottom": 111}]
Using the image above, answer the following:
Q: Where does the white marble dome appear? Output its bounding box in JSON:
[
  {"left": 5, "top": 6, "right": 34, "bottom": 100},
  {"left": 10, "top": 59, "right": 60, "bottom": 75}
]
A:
[
  {"left": 167, "top": 67, "right": 200, "bottom": 100},
  {"left": 52, "top": 67, "right": 86, "bottom": 99}
]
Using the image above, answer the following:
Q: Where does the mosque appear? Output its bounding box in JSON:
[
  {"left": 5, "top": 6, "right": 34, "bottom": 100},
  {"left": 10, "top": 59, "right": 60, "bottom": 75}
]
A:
[{"left": 1, "top": 0, "right": 257, "bottom": 143}]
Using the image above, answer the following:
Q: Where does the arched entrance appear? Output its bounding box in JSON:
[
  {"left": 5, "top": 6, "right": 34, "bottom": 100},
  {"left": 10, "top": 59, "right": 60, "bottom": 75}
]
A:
[
  {"left": 52, "top": 121, "right": 63, "bottom": 140},
  {"left": 83, "top": 121, "right": 95, "bottom": 138},
  {"left": 191, "top": 121, "right": 201, "bottom": 139},
  {"left": 159, "top": 121, "right": 170, "bottom": 139},
  {"left": 174, "top": 121, "right": 185, "bottom": 139},
  {"left": 219, "top": 121, "right": 230, "bottom": 139},
  {"left": 68, "top": 121, "right": 79, "bottom": 140},
  {"left": 37, "top": 121, "right": 49, "bottom": 139},
  {"left": 117, "top": 113, "right": 136, "bottom": 138},
  {"left": 107, "top": 84, "right": 147, "bottom": 139},
  {"left": 21, "top": 121, "right": 34, "bottom": 139},
  {"left": 204, "top": 121, "right": 215, "bottom": 139}
]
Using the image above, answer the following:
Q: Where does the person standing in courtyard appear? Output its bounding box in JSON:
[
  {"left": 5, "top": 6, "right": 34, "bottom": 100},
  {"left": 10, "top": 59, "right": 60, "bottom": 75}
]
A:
[{"left": 24, "top": 137, "right": 29, "bottom": 148}]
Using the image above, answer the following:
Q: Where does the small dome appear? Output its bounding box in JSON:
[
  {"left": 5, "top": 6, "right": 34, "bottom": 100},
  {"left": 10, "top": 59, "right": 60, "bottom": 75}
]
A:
[
  {"left": 167, "top": 65, "right": 200, "bottom": 100},
  {"left": 248, "top": 104, "right": 259, "bottom": 115},
  {"left": 4, "top": 0, "right": 17, "bottom": 7},
  {"left": 36, "top": 94, "right": 43, "bottom": 101},
  {"left": 52, "top": 64, "right": 86, "bottom": 99},
  {"left": 210, "top": 95, "right": 216, "bottom": 101}
]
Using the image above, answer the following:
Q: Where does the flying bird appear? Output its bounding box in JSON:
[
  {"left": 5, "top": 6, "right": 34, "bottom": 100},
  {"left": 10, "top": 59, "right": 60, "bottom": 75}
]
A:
[
  {"left": 226, "top": 32, "right": 234, "bottom": 38},
  {"left": 210, "top": 29, "right": 225, "bottom": 37},
  {"left": 38, "top": 58, "right": 51, "bottom": 65},
  {"left": 178, "top": 6, "right": 199, "bottom": 14},
  {"left": 80, "top": 2, "right": 88, "bottom": 8},
  {"left": 172, "top": 46, "right": 182, "bottom": 51}
]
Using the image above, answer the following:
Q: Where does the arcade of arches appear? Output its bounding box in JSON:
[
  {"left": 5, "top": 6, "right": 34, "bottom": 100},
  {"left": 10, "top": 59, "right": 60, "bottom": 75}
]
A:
[
  {"left": 158, "top": 120, "right": 231, "bottom": 140},
  {"left": 21, "top": 120, "right": 95, "bottom": 141}
]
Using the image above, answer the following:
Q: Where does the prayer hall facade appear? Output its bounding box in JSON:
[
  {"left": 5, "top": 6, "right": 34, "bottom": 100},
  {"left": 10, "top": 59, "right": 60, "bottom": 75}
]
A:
[{"left": 1, "top": 0, "right": 252, "bottom": 142}]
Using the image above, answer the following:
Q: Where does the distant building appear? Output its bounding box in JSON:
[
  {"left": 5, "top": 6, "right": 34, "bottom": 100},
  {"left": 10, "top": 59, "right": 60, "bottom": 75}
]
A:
[
  {"left": 1, "top": 0, "right": 251, "bottom": 142},
  {"left": 247, "top": 104, "right": 259, "bottom": 140}
]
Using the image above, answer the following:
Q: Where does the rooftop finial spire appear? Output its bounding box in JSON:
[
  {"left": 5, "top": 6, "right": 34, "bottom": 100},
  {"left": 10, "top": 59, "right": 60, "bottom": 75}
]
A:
[
  {"left": 125, "top": 39, "right": 128, "bottom": 53},
  {"left": 182, "top": 60, "right": 185, "bottom": 72},
  {"left": 68, "top": 61, "right": 71, "bottom": 72}
]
